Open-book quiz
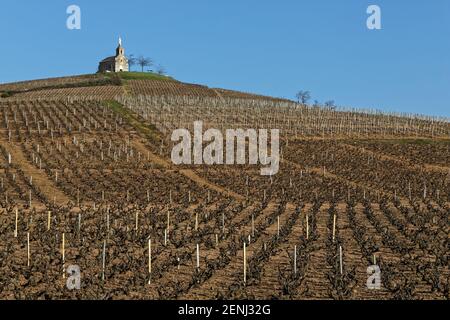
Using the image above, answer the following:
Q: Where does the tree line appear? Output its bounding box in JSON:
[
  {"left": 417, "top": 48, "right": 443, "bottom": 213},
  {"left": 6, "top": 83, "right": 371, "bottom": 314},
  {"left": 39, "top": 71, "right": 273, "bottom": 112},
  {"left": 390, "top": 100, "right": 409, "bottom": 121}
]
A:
[
  {"left": 296, "top": 90, "right": 336, "bottom": 110},
  {"left": 127, "top": 54, "right": 167, "bottom": 75}
]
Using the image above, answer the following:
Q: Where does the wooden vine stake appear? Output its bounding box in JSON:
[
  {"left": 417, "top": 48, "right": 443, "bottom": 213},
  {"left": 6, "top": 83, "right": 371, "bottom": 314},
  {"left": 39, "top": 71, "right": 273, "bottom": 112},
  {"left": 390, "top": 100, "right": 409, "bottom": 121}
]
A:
[
  {"left": 148, "top": 239, "right": 152, "bottom": 284},
  {"left": 222, "top": 212, "right": 225, "bottom": 234},
  {"left": 101, "top": 240, "right": 106, "bottom": 281},
  {"left": 243, "top": 242, "right": 247, "bottom": 285},
  {"left": 135, "top": 211, "right": 139, "bottom": 234},
  {"left": 106, "top": 212, "right": 110, "bottom": 239},
  {"left": 196, "top": 243, "right": 200, "bottom": 271},
  {"left": 27, "top": 232, "right": 30, "bottom": 267},
  {"left": 47, "top": 211, "right": 51, "bottom": 231},
  {"left": 251, "top": 214, "right": 255, "bottom": 238},
  {"left": 294, "top": 245, "right": 297, "bottom": 275},
  {"left": 332, "top": 214, "right": 336, "bottom": 243},
  {"left": 62, "top": 233, "right": 66, "bottom": 279},
  {"left": 339, "top": 246, "right": 343, "bottom": 275},
  {"left": 306, "top": 214, "right": 309, "bottom": 240},
  {"left": 195, "top": 212, "right": 198, "bottom": 231},
  {"left": 14, "top": 208, "right": 18, "bottom": 238},
  {"left": 277, "top": 216, "right": 280, "bottom": 238},
  {"left": 78, "top": 213, "right": 82, "bottom": 239},
  {"left": 167, "top": 210, "right": 170, "bottom": 234}
]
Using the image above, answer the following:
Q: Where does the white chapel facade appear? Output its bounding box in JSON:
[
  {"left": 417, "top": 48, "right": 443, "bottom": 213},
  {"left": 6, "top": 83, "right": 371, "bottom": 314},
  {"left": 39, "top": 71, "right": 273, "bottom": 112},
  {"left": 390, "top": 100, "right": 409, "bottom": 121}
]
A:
[{"left": 98, "top": 37, "right": 129, "bottom": 73}]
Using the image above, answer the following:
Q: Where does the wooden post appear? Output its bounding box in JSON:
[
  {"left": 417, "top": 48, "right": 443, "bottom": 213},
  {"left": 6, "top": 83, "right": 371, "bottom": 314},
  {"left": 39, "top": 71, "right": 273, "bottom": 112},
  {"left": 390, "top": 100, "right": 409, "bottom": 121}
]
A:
[
  {"left": 14, "top": 208, "right": 18, "bottom": 238},
  {"left": 47, "top": 211, "right": 51, "bottom": 231},
  {"left": 106, "top": 212, "right": 110, "bottom": 237},
  {"left": 167, "top": 210, "right": 170, "bottom": 234},
  {"left": 294, "top": 245, "right": 297, "bottom": 275},
  {"left": 277, "top": 216, "right": 280, "bottom": 237},
  {"left": 164, "top": 229, "right": 167, "bottom": 246},
  {"left": 222, "top": 212, "right": 225, "bottom": 234},
  {"left": 332, "top": 214, "right": 336, "bottom": 243},
  {"left": 251, "top": 214, "right": 255, "bottom": 237},
  {"left": 135, "top": 211, "right": 139, "bottom": 233},
  {"left": 196, "top": 243, "right": 200, "bottom": 271},
  {"left": 306, "top": 214, "right": 309, "bottom": 240},
  {"left": 78, "top": 213, "right": 81, "bottom": 239},
  {"left": 195, "top": 212, "right": 198, "bottom": 231},
  {"left": 62, "top": 233, "right": 65, "bottom": 278},
  {"left": 243, "top": 242, "right": 247, "bottom": 285},
  {"left": 102, "top": 240, "right": 106, "bottom": 281},
  {"left": 339, "top": 246, "right": 343, "bottom": 275},
  {"left": 27, "top": 232, "right": 30, "bottom": 267},
  {"left": 148, "top": 239, "right": 152, "bottom": 284}
]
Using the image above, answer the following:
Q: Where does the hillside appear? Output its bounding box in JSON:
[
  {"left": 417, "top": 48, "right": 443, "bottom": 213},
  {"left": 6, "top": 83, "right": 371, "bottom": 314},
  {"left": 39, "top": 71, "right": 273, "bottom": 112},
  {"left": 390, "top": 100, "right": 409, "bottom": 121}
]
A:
[{"left": 0, "top": 73, "right": 448, "bottom": 300}]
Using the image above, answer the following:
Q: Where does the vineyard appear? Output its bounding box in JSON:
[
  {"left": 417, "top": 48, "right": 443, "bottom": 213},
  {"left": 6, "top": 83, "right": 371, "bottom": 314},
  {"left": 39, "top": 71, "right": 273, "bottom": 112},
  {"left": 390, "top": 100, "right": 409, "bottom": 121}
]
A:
[{"left": 0, "top": 75, "right": 448, "bottom": 300}]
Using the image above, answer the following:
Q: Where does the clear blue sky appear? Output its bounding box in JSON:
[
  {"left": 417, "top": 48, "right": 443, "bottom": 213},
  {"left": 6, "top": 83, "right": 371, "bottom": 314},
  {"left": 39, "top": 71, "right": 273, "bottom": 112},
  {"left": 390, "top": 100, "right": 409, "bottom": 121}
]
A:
[{"left": 1, "top": 0, "right": 449, "bottom": 117}]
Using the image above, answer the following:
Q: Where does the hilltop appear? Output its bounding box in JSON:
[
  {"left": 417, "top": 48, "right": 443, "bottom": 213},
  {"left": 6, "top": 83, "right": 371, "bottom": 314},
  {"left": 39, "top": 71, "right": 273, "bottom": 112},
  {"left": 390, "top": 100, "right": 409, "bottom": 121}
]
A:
[{"left": 0, "top": 72, "right": 289, "bottom": 102}]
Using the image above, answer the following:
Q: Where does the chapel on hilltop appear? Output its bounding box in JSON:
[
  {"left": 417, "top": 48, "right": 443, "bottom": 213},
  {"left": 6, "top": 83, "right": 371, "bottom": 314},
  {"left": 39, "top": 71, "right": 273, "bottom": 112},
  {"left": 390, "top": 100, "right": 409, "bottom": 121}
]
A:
[{"left": 98, "top": 37, "right": 129, "bottom": 73}]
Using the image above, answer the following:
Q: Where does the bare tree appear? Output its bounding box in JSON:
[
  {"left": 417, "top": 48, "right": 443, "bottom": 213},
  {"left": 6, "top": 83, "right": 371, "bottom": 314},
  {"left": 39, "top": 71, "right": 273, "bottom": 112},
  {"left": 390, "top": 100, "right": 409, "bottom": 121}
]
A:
[
  {"left": 137, "top": 56, "right": 153, "bottom": 72},
  {"left": 156, "top": 65, "right": 167, "bottom": 76},
  {"left": 324, "top": 100, "right": 336, "bottom": 110},
  {"left": 128, "top": 54, "right": 137, "bottom": 71},
  {"left": 296, "top": 91, "right": 311, "bottom": 105}
]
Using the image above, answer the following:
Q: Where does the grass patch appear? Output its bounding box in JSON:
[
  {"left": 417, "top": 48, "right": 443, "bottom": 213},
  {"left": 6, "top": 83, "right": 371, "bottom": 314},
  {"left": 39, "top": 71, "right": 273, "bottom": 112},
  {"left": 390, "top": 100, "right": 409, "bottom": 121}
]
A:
[
  {"left": 104, "top": 100, "right": 161, "bottom": 143},
  {"left": 104, "top": 71, "right": 176, "bottom": 82},
  {"left": 0, "top": 91, "right": 13, "bottom": 98}
]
